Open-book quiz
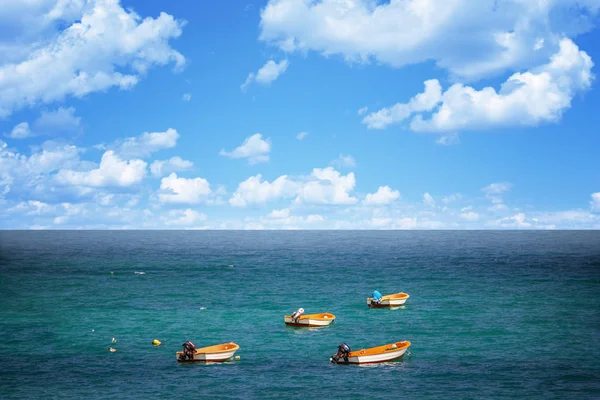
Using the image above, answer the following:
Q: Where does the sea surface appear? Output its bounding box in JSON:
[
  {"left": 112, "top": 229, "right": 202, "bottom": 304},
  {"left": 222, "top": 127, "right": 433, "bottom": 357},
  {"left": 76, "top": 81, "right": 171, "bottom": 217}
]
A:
[{"left": 0, "top": 231, "right": 599, "bottom": 399}]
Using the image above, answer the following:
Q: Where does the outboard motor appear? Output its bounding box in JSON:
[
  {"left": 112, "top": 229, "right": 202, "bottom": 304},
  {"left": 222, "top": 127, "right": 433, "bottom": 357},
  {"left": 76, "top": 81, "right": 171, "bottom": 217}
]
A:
[
  {"left": 291, "top": 308, "right": 304, "bottom": 323},
  {"left": 331, "top": 343, "right": 351, "bottom": 364},
  {"left": 179, "top": 341, "right": 196, "bottom": 361},
  {"left": 370, "top": 290, "right": 383, "bottom": 306}
]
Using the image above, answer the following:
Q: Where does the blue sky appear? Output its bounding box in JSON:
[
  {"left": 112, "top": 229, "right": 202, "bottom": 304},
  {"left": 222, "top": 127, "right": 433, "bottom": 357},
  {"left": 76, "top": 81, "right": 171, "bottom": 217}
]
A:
[{"left": 1, "top": 0, "right": 599, "bottom": 229}]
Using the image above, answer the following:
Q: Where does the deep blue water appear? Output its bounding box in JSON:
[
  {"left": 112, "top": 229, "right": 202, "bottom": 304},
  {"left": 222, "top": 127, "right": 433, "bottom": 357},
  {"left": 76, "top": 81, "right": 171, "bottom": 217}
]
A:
[{"left": 0, "top": 231, "right": 599, "bottom": 399}]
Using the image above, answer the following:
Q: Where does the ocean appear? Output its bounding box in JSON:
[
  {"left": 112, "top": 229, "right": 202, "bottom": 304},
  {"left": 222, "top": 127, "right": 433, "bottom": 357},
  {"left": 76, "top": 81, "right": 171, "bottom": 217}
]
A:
[{"left": 0, "top": 231, "right": 599, "bottom": 399}]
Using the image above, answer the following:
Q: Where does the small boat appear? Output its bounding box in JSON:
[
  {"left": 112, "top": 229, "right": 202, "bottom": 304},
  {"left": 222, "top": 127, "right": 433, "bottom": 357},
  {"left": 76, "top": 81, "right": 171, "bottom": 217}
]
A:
[
  {"left": 367, "top": 292, "right": 410, "bottom": 308},
  {"left": 176, "top": 342, "right": 239, "bottom": 363},
  {"left": 330, "top": 341, "right": 411, "bottom": 365},
  {"left": 284, "top": 312, "right": 336, "bottom": 327}
]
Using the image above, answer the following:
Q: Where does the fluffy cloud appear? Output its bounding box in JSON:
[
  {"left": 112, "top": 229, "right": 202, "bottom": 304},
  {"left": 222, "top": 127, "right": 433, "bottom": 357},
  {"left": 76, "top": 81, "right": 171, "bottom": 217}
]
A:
[
  {"left": 158, "top": 173, "right": 212, "bottom": 204},
  {"left": 5, "top": 122, "right": 33, "bottom": 139},
  {"left": 150, "top": 156, "right": 193, "bottom": 178},
  {"left": 163, "top": 209, "right": 207, "bottom": 225},
  {"left": 296, "top": 167, "right": 357, "bottom": 205},
  {"left": 220, "top": 133, "right": 271, "bottom": 165},
  {"left": 0, "top": 140, "right": 83, "bottom": 194},
  {"left": 260, "top": 0, "right": 599, "bottom": 81},
  {"left": 229, "top": 174, "right": 298, "bottom": 207},
  {"left": 111, "top": 128, "right": 179, "bottom": 159},
  {"left": 460, "top": 211, "right": 480, "bottom": 221},
  {"left": 362, "top": 80, "right": 442, "bottom": 129},
  {"left": 364, "top": 186, "right": 400, "bottom": 205},
  {"left": 229, "top": 167, "right": 357, "bottom": 207},
  {"left": 55, "top": 150, "right": 146, "bottom": 188},
  {"left": 591, "top": 193, "right": 600, "bottom": 212},
  {"left": 482, "top": 182, "right": 512, "bottom": 195},
  {"left": 241, "top": 59, "right": 288, "bottom": 91},
  {"left": 442, "top": 193, "right": 462, "bottom": 204},
  {"left": 34, "top": 107, "right": 81, "bottom": 134},
  {"left": 331, "top": 154, "right": 356, "bottom": 169},
  {"left": 423, "top": 192, "right": 436, "bottom": 207},
  {"left": 0, "top": 0, "right": 185, "bottom": 117},
  {"left": 268, "top": 208, "right": 290, "bottom": 219},
  {"left": 260, "top": 208, "right": 325, "bottom": 228},
  {"left": 5, "top": 107, "right": 81, "bottom": 139},
  {"left": 363, "top": 39, "right": 594, "bottom": 132}
]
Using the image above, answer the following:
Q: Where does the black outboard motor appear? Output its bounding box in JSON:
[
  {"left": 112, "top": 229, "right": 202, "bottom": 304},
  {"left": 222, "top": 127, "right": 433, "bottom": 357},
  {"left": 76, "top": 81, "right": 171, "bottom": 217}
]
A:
[
  {"left": 179, "top": 341, "right": 196, "bottom": 361},
  {"left": 331, "top": 343, "right": 351, "bottom": 364}
]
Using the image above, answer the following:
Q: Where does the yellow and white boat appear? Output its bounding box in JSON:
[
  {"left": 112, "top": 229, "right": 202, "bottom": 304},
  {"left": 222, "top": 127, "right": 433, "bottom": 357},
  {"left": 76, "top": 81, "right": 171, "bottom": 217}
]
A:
[
  {"left": 284, "top": 312, "right": 336, "bottom": 327},
  {"left": 330, "top": 341, "right": 411, "bottom": 365},
  {"left": 367, "top": 292, "right": 410, "bottom": 308},
  {"left": 176, "top": 342, "right": 240, "bottom": 363}
]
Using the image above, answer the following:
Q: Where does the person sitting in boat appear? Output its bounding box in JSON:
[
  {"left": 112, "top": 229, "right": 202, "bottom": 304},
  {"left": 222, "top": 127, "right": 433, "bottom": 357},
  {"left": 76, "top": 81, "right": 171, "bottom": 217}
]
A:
[
  {"left": 371, "top": 290, "right": 383, "bottom": 305},
  {"left": 290, "top": 308, "right": 304, "bottom": 323}
]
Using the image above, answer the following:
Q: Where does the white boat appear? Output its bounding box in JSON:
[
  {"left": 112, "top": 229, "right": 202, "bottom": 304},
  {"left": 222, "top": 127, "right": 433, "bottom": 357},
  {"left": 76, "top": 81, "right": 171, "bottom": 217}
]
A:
[
  {"left": 284, "top": 312, "right": 336, "bottom": 327},
  {"left": 176, "top": 342, "right": 239, "bottom": 363},
  {"left": 367, "top": 292, "right": 410, "bottom": 308},
  {"left": 330, "top": 341, "right": 411, "bottom": 365}
]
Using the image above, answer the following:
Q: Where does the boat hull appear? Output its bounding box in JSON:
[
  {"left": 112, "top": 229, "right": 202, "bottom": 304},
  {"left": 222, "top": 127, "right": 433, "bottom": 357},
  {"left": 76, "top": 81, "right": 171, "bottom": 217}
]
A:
[
  {"left": 367, "top": 293, "right": 409, "bottom": 308},
  {"left": 284, "top": 313, "right": 335, "bottom": 327},
  {"left": 331, "top": 341, "right": 411, "bottom": 365},
  {"left": 176, "top": 343, "right": 239, "bottom": 363}
]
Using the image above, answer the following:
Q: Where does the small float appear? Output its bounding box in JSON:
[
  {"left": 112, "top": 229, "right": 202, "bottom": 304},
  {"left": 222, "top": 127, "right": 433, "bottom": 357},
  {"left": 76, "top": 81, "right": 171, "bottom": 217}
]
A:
[
  {"left": 330, "top": 341, "right": 411, "bottom": 365},
  {"left": 284, "top": 309, "right": 336, "bottom": 327},
  {"left": 367, "top": 292, "right": 410, "bottom": 308},
  {"left": 176, "top": 341, "right": 240, "bottom": 363}
]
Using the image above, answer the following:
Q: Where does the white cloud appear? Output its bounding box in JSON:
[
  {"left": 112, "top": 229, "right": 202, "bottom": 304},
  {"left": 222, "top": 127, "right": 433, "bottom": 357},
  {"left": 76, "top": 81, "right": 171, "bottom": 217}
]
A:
[
  {"left": 4, "top": 107, "right": 81, "bottom": 139},
  {"left": 591, "top": 193, "right": 600, "bottom": 212},
  {"left": 357, "top": 106, "right": 368, "bottom": 116},
  {"left": 306, "top": 214, "right": 325, "bottom": 223},
  {"left": 331, "top": 154, "right": 356, "bottom": 169},
  {"left": 259, "top": 0, "right": 599, "bottom": 81},
  {"left": 261, "top": 208, "right": 325, "bottom": 227},
  {"left": 394, "top": 217, "right": 418, "bottom": 229},
  {"left": 460, "top": 211, "right": 480, "bottom": 221},
  {"left": 482, "top": 182, "right": 512, "bottom": 195},
  {"left": 220, "top": 133, "right": 271, "bottom": 165},
  {"left": 182, "top": 93, "right": 192, "bottom": 101},
  {"left": 296, "top": 131, "right": 308, "bottom": 140},
  {"left": 436, "top": 133, "right": 460, "bottom": 146},
  {"left": 34, "top": 107, "right": 81, "bottom": 135},
  {"left": 55, "top": 150, "right": 146, "bottom": 188},
  {"left": 158, "top": 173, "right": 212, "bottom": 204},
  {"left": 488, "top": 203, "right": 508, "bottom": 212},
  {"left": 423, "top": 192, "right": 436, "bottom": 207},
  {"left": 442, "top": 193, "right": 462, "bottom": 204},
  {"left": 364, "top": 186, "right": 400, "bottom": 206},
  {"left": 163, "top": 209, "right": 207, "bottom": 225},
  {"left": 229, "top": 174, "right": 298, "bottom": 207},
  {"left": 241, "top": 59, "right": 288, "bottom": 91},
  {"left": 112, "top": 128, "right": 179, "bottom": 159},
  {"left": 296, "top": 167, "right": 357, "bottom": 205},
  {"left": 493, "top": 212, "right": 532, "bottom": 228},
  {"left": 362, "top": 79, "right": 442, "bottom": 129},
  {"left": 230, "top": 166, "right": 357, "bottom": 207},
  {"left": 150, "top": 156, "right": 193, "bottom": 178},
  {"left": 0, "top": 0, "right": 186, "bottom": 118},
  {"left": 6, "top": 122, "right": 33, "bottom": 139},
  {"left": 364, "top": 39, "right": 594, "bottom": 132},
  {"left": 268, "top": 208, "right": 290, "bottom": 219}
]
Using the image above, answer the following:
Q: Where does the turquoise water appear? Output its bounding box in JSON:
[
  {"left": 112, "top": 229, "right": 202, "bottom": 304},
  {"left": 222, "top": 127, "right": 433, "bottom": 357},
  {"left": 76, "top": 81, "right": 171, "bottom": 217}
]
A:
[{"left": 1, "top": 231, "right": 599, "bottom": 399}]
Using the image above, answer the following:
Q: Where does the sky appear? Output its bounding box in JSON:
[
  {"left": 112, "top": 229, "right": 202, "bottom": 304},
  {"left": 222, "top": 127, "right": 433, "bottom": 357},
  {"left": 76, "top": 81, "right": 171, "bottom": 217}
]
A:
[{"left": 0, "top": 0, "right": 599, "bottom": 230}]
